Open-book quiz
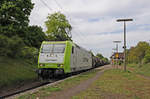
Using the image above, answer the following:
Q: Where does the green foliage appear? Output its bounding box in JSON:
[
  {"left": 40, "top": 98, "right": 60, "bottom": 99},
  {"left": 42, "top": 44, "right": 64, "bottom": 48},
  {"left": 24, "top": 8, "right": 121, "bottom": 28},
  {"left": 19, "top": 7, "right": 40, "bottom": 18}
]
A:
[
  {"left": 143, "top": 47, "right": 150, "bottom": 64},
  {"left": 0, "top": 35, "right": 10, "bottom": 56},
  {"left": 0, "top": 0, "right": 45, "bottom": 92},
  {"left": 127, "top": 41, "right": 150, "bottom": 65},
  {"left": 96, "top": 53, "right": 104, "bottom": 59},
  {"left": 96, "top": 53, "right": 109, "bottom": 64},
  {"left": 136, "top": 42, "right": 149, "bottom": 62},
  {"left": 0, "top": 0, "right": 34, "bottom": 36},
  {"left": 127, "top": 47, "right": 139, "bottom": 63},
  {"left": 19, "top": 46, "right": 38, "bottom": 62},
  {"left": 0, "top": 34, "right": 24, "bottom": 57},
  {"left": 0, "top": 1, "right": 46, "bottom": 60},
  {"left": 128, "top": 63, "right": 150, "bottom": 77},
  {"left": 0, "top": 56, "right": 37, "bottom": 88},
  {"left": 45, "top": 12, "right": 72, "bottom": 41},
  {"left": 0, "top": 33, "right": 40, "bottom": 60},
  {"left": 25, "top": 25, "right": 47, "bottom": 48},
  {"left": 102, "top": 57, "right": 109, "bottom": 63},
  {"left": 8, "top": 36, "right": 25, "bottom": 57}
]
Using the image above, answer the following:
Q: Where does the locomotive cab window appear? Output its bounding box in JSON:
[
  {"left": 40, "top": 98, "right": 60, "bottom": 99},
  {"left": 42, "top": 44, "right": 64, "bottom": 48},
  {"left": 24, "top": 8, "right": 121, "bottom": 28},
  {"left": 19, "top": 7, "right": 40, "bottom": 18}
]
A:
[
  {"left": 41, "top": 43, "right": 66, "bottom": 53},
  {"left": 41, "top": 44, "right": 53, "bottom": 53},
  {"left": 53, "top": 44, "right": 66, "bottom": 53}
]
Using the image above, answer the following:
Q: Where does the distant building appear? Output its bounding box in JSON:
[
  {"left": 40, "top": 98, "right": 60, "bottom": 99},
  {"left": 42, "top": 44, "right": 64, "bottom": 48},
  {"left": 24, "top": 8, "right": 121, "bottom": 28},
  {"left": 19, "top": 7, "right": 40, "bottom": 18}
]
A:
[
  {"left": 110, "top": 52, "right": 124, "bottom": 65},
  {"left": 110, "top": 52, "right": 124, "bottom": 60}
]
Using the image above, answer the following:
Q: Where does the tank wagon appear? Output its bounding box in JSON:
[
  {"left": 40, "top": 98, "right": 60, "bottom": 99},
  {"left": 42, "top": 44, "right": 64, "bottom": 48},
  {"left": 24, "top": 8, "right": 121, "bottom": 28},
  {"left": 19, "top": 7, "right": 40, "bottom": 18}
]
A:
[{"left": 37, "top": 41, "right": 105, "bottom": 79}]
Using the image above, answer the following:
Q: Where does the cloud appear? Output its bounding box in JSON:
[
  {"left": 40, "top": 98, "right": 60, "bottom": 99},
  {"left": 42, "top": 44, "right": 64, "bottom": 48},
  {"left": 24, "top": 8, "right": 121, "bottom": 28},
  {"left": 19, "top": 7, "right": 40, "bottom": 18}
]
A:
[{"left": 29, "top": 0, "right": 150, "bottom": 58}]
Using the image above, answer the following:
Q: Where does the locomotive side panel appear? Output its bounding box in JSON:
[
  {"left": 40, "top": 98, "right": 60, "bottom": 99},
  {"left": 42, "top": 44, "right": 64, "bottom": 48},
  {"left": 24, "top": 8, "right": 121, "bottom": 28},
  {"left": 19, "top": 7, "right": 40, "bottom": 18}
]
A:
[{"left": 70, "top": 45, "right": 92, "bottom": 72}]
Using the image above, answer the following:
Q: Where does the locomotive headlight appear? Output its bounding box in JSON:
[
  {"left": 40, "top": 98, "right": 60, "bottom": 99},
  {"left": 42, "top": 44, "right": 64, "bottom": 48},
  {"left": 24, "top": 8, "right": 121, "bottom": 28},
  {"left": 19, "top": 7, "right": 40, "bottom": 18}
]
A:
[{"left": 39, "top": 64, "right": 45, "bottom": 66}]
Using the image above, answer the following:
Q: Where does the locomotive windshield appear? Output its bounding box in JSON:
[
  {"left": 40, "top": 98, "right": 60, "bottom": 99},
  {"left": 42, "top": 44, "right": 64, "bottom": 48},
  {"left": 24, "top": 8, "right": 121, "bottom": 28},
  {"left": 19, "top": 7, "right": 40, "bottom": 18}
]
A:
[{"left": 41, "top": 43, "right": 66, "bottom": 53}]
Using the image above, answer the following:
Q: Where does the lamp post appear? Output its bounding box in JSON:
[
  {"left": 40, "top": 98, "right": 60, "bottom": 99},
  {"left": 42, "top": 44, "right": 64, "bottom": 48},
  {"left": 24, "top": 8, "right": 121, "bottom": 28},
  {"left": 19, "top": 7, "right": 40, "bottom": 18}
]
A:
[
  {"left": 112, "top": 48, "right": 116, "bottom": 67},
  {"left": 116, "top": 18, "right": 133, "bottom": 71},
  {"left": 113, "top": 41, "right": 121, "bottom": 53},
  {"left": 113, "top": 41, "right": 121, "bottom": 68}
]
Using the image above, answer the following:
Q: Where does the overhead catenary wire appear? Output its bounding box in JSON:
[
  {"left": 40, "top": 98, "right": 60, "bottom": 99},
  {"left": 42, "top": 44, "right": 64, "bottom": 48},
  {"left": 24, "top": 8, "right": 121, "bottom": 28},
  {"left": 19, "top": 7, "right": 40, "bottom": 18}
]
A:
[
  {"left": 39, "top": 0, "right": 53, "bottom": 12},
  {"left": 53, "top": 0, "right": 64, "bottom": 12},
  {"left": 38, "top": 0, "right": 88, "bottom": 44},
  {"left": 52, "top": 0, "right": 89, "bottom": 43},
  {"left": 41, "top": 0, "right": 87, "bottom": 42},
  {"left": 73, "top": 29, "right": 86, "bottom": 43}
]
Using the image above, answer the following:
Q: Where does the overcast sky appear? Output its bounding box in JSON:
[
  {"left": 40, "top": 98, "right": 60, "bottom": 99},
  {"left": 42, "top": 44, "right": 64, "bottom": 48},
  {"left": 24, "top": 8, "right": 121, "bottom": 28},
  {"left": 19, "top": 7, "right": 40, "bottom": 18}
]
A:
[{"left": 29, "top": 0, "right": 150, "bottom": 58}]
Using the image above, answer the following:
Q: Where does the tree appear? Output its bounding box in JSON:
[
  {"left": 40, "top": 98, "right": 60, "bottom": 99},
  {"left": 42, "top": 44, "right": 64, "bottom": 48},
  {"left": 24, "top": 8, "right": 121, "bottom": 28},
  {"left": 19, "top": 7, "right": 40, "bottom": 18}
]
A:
[
  {"left": 0, "top": 0, "right": 34, "bottom": 37},
  {"left": 0, "top": 0, "right": 43, "bottom": 58},
  {"left": 127, "top": 41, "right": 150, "bottom": 65},
  {"left": 0, "top": 34, "right": 25, "bottom": 57},
  {"left": 103, "top": 57, "right": 109, "bottom": 64},
  {"left": 96, "top": 53, "right": 109, "bottom": 64},
  {"left": 45, "top": 12, "right": 72, "bottom": 41},
  {"left": 25, "top": 25, "right": 47, "bottom": 48},
  {"left": 136, "top": 42, "right": 149, "bottom": 60},
  {"left": 127, "top": 47, "right": 139, "bottom": 63},
  {"left": 96, "top": 53, "right": 104, "bottom": 59},
  {"left": 143, "top": 46, "right": 150, "bottom": 64}
]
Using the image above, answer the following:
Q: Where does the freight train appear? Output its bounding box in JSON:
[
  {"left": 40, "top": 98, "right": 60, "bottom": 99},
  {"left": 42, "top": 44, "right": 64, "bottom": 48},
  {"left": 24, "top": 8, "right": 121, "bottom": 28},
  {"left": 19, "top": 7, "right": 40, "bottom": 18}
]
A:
[{"left": 37, "top": 41, "right": 107, "bottom": 79}]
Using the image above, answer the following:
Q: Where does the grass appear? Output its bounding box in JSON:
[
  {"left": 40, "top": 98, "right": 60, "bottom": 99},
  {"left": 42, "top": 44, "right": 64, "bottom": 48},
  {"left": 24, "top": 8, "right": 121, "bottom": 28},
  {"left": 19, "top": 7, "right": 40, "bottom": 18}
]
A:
[
  {"left": 56, "top": 69, "right": 100, "bottom": 89},
  {"left": 17, "top": 69, "right": 101, "bottom": 99},
  {"left": 127, "top": 63, "right": 150, "bottom": 77},
  {"left": 0, "top": 56, "right": 37, "bottom": 89},
  {"left": 18, "top": 86, "right": 62, "bottom": 99},
  {"left": 73, "top": 69, "right": 150, "bottom": 99}
]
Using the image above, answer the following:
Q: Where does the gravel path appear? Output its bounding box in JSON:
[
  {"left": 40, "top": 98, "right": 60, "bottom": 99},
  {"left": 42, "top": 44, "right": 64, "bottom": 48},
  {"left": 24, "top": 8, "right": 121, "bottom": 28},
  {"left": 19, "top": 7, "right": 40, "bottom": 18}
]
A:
[{"left": 45, "top": 65, "right": 112, "bottom": 99}]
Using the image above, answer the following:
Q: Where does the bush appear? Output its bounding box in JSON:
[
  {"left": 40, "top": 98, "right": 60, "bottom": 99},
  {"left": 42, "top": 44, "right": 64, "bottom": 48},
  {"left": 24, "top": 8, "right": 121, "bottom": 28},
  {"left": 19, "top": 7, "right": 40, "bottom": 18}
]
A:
[
  {"left": 0, "top": 35, "right": 24, "bottom": 57},
  {"left": 0, "top": 34, "right": 39, "bottom": 63},
  {"left": 0, "top": 35, "right": 25, "bottom": 58},
  {"left": 19, "top": 46, "right": 38, "bottom": 63},
  {"left": 0, "top": 35, "right": 10, "bottom": 56},
  {"left": 7, "top": 36, "right": 25, "bottom": 57},
  {"left": 143, "top": 47, "right": 150, "bottom": 64},
  {"left": 143, "top": 54, "right": 150, "bottom": 64}
]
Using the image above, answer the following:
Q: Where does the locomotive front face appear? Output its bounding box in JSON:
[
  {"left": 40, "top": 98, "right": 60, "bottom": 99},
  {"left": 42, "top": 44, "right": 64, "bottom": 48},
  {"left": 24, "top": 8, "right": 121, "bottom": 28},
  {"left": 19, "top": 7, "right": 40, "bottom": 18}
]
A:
[{"left": 38, "top": 43, "right": 66, "bottom": 68}]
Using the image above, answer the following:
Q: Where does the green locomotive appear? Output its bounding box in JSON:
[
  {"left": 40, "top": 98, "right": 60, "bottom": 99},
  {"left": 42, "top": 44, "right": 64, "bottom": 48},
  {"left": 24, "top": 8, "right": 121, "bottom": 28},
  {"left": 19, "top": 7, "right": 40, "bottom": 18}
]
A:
[{"left": 37, "top": 41, "right": 93, "bottom": 79}]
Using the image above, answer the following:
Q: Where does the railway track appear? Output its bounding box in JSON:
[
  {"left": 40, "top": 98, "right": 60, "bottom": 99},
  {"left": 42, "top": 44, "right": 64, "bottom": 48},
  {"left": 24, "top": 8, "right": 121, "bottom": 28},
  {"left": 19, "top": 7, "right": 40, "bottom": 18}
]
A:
[
  {"left": 1, "top": 65, "right": 107, "bottom": 99},
  {"left": 0, "top": 72, "right": 84, "bottom": 98},
  {"left": 0, "top": 80, "right": 55, "bottom": 99},
  {"left": 1, "top": 73, "right": 74, "bottom": 99},
  {"left": 1, "top": 77, "right": 72, "bottom": 99}
]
